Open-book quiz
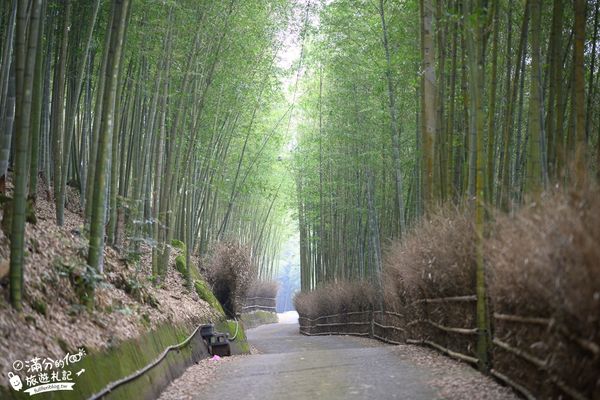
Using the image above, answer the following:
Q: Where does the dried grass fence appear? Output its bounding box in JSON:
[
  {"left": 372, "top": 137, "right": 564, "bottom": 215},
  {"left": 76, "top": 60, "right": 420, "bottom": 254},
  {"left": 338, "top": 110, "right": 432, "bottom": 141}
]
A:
[
  {"left": 298, "top": 295, "right": 599, "bottom": 400},
  {"left": 242, "top": 296, "right": 276, "bottom": 313},
  {"left": 297, "top": 191, "right": 600, "bottom": 399}
]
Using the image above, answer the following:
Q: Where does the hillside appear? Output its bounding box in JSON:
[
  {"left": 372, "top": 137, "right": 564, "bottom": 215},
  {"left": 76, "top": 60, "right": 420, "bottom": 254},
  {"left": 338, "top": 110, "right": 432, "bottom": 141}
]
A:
[{"left": 0, "top": 178, "right": 220, "bottom": 381}]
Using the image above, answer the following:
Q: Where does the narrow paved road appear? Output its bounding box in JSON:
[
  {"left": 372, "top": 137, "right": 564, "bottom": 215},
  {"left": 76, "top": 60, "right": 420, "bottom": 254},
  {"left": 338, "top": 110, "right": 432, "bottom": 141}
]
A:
[{"left": 159, "top": 312, "right": 517, "bottom": 400}]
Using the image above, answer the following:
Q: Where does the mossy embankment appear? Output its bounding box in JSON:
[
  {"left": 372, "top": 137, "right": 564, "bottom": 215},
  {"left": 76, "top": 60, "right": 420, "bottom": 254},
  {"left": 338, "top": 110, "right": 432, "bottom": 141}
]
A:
[
  {"left": 1, "top": 271, "right": 250, "bottom": 400},
  {"left": 241, "top": 310, "right": 279, "bottom": 329},
  {"left": 1, "top": 187, "right": 253, "bottom": 399},
  {"left": 194, "top": 279, "right": 225, "bottom": 316},
  {"left": 0, "top": 202, "right": 248, "bottom": 399},
  {"left": 0, "top": 323, "right": 207, "bottom": 400}
]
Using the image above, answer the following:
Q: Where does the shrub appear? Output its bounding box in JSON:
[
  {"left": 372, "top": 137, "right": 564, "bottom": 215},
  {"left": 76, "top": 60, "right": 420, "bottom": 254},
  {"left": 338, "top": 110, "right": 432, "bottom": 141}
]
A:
[
  {"left": 247, "top": 280, "right": 279, "bottom": 299},
  {"left": 487, "top": 188, "right": 600, "bottom": 335},
  {"left": 206, "top": 241, "right": 255, "bottom": 317},
  {"left": 294, "top": 280, "right": 376, "bottom": 318},
  {"left": 383, "top": 206, "right": 476, "bottom": 303}
]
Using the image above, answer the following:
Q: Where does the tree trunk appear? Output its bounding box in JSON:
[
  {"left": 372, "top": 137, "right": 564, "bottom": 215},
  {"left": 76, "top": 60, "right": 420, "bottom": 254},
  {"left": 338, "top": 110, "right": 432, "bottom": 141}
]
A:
[
  {"left": 572, "top": 0, "right": 586, "bottom": 187},
  {"left": 51, "top": 0, "right": 71, "bottom": 223},
  {"left": 10, "top": 0, "right": 42, "bottom": 310},
  {"left": 57, "top": 0, "right": 101, "bottom": 224},
  {"left": 88, "top": 0, "right": 130, "bottom": 274},
  {"left": 525, "top": 0, "right": 547, "bottom": 195},
  {"left": 464, "top": 0, "right": 490, "bottom": 371},
  {"left": 0, "top": 0, "right": 16, "bottom": 189},
  {"left": 379, "top": 0, "right": 406, "bottom": 236},
  {"left": 420, "top": 0, "right": 436, "bottom": 212},
  {"left": 545, "top": 0, "right": 564, "bottom": 180}
]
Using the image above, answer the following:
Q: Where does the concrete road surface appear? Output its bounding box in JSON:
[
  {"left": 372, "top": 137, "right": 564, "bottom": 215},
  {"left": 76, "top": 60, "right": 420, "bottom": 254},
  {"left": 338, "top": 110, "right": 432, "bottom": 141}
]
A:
[{"left": 159, "top": 312, "right": 517, "bottom": 400}]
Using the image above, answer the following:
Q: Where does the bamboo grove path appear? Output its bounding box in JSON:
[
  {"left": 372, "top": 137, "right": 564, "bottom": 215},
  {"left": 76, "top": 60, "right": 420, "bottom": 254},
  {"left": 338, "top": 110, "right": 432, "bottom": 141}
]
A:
[{"left": 159, "top": 313, "right": 517, "bottom": 399}]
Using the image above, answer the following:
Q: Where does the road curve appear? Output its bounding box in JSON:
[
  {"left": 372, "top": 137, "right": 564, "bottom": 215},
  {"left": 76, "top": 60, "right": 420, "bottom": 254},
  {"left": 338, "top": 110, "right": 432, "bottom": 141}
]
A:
[{"left": 159, "top": 313, "right": 517, "bottom": 400}]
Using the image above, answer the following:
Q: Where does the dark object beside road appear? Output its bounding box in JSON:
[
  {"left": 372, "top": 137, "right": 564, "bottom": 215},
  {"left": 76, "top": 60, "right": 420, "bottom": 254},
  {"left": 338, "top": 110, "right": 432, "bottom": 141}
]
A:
[{"left": 200, "top": 324, "right": 231, "bottom": 357}]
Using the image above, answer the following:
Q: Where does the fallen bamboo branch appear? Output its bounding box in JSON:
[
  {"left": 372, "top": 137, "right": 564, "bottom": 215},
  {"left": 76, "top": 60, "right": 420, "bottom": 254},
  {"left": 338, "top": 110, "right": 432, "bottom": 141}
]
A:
[
  {"left": 413, "top": 295, "right": 477, "bottom": 305},
  {"left": 492, "top": 338, "right": 547, "bottom": 369},
  {"left": 373, "top": 321, "right": 406, "bottom": 332}
]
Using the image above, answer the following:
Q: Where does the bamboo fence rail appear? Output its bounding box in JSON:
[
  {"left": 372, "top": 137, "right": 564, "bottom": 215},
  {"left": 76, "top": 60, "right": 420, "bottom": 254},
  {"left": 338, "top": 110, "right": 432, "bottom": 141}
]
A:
[
  {"left": 298, "top": 297, "right": 599, "bottom": 400},
  {"left": 243, "top": 297, "right": 276, "bottom": 313}
]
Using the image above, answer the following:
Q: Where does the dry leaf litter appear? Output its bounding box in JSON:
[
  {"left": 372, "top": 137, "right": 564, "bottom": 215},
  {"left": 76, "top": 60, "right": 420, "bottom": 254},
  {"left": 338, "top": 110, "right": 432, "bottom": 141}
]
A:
[{"left": 0, "top": 178, "right": 220, "bottom": 381}]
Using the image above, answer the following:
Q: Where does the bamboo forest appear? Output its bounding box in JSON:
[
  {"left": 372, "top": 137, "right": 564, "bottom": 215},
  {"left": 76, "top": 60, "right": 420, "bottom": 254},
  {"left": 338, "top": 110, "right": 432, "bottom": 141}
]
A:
[{"left": 0, "top": 0, "right": 599, "bottom": 399}]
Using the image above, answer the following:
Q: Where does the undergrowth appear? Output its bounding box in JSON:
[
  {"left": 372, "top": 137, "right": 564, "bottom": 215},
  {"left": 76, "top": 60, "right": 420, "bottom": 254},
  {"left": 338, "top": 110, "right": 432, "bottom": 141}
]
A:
[{"left": 205, "top": 241, "right": 255, "bottom": 317}]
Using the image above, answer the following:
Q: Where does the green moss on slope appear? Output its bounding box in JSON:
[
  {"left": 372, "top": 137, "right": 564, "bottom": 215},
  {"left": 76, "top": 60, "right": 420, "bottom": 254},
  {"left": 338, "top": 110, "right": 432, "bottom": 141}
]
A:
[
  {"left": 0, "top": 323, "right": 208, "bottom": 400},
  {"left": 194, "top": 279, "right": 225, "bottom": 316}
]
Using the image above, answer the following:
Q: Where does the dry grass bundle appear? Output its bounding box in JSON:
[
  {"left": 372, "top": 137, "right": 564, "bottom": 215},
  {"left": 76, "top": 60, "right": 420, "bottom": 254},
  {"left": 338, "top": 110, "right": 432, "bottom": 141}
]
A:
[
  {"left": 487, "top": 188, "right": 600, "bottom": 334},
  {"left": 294, "top": 280, "right": 376, "bottom": 318},
  {"left": 247, "top": 280, "right": 279, "bottom": 299},
  {"left": 206, "top": 241, "right": 256, "bottom": 317},
  {"left": 383, "top": 206, "right": 476, "bottom": 302},
  {"left": 294, "top": 188, "right": 600, "bottom": 399}
]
